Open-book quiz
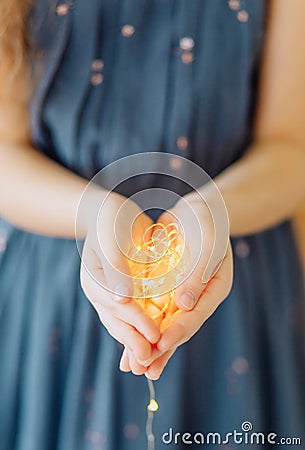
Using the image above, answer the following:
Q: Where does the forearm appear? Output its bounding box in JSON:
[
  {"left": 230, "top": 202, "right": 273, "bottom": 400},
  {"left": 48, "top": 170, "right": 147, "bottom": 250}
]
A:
[
  {"left": 204, "top": 140, "right": 305, "bottom": 237},
  {"left": 0, "top": 141, "right": 103, "bottom": 239}
]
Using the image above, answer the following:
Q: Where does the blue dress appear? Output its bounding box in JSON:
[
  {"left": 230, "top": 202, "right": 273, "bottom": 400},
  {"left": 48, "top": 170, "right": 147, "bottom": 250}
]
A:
[{"left": 0, "top": 1, "right": 304, "bottom": 449}]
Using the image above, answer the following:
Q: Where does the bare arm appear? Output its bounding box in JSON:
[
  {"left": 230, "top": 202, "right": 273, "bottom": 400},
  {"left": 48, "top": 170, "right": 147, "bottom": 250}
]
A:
[
  {"left": 204, "top": 0, "right": 305, "bottom": 236},
  {"left": 1, "top": 0, "right": 305, "bottom": 240},
  {"left": 0, "top": 85, "right": 102, "bottom": 239},
  {"left": 0, "top": 64, "right": 161, "bottom": 362}
]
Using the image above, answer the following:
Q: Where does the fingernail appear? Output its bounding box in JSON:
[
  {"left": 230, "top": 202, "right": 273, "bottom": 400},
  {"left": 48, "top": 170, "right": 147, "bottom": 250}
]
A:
[
  {"left": 119, "top": 364, "right": 129, "bottom": 372},
  {"left": 114, "top": 284, "right": 131, "bottom": 302},
  {"left": 158, "top": 343, "right": 168, "bottom": 352},
  {"left": 138, "top": 358, "right": 153, "bottom": 367},
  {"left": 145, "top": 372, "right": 160, "bottom": 381},
  {"left": 119, "top": 361, "right": 130, "bottom": 372},
  {"left": 179, "top": 290, "right": 196, "bottom": 310},
  {"left": 139, "top": 352, "right": 160, "bottom": 367}
]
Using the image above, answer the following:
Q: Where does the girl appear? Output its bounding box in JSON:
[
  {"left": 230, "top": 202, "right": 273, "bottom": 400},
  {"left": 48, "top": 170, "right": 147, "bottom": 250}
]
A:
[{"left": 0, "top": 1, "right": 304, "bottom": 449}]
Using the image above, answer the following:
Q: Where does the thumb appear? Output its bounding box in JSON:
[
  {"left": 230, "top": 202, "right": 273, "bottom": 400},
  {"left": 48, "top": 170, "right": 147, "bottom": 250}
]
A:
[
  {"left": 175, "top": 265, "right": 206, "bottom": 311},
  {"left": 175, "top": 232, "right": 228, "bottom": 311},
  {"left": 175, "top": 258, "right": 225, "bottom": 311},
  {"left": 89, "top": 223, "right": 134, "bottom": 304},
  {"left": 99, "top": 242, "right": 134, "bottom": 304}
]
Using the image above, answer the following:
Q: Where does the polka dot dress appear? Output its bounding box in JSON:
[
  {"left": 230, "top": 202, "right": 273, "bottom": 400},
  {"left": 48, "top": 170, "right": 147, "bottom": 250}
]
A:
[{"left": 0, "top": 1, "right": 304, "bottom": 449}]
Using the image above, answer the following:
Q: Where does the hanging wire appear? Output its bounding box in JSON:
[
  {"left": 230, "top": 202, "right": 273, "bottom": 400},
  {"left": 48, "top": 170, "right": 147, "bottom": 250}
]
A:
[
  {"left": 128, "top": 222, "right": 186, "bottom": 450},
  {"left": 146, "top": 378, "right": 158, "bottom": 450}
]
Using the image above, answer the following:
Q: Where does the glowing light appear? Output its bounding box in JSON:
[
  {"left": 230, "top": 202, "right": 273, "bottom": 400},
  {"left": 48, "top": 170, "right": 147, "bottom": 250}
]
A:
[
  {"left": 129, "top": 222, "right": 187, "bottom": 320},
  {"left": 147, "top": 399, "right": 159, "bottom": 413},
  {"left": 130, "top": 225, "right": 187, "bottom": 450}
]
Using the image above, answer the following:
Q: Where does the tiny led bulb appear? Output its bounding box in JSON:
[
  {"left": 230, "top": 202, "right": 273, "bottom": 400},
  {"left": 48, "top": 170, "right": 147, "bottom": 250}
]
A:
[{"left": 147, "top": 399, "right": 159, "bottom": 412}]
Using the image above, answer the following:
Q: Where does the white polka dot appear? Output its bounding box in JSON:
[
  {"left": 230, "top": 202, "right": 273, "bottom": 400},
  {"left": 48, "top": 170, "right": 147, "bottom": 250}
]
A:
[
  {"left": 124, "top": 423, "right": 140, "bottom": 440},
  {"left": 179, "top": 37, "right": 195, "bottom": 51},
  {"left": 177, "top": 136, "right": 189, "bottom": 151},
  {"left": 91, "top": 73, "right": 104, "bottom": 86},
  {"left": 169, "top": 157, "right": 183, "bottom": 170},
  {"left": 84, "top": 387, "right": 95, "bottom": 403},
  {"left": 237, "top": 10, "right": 249, "bottom": 22},
  {"left": 121, "top": 24, "right": 135, "bottom": 37},
  {"left": 91, "top": 59, "right": 104, "bottom": 72},
  {"left": 228, "top": 0, "right": 240, "bottom": 10},
  {"left": 235, "top": 240, "right": 250, "bottom": 258},
  {"left": 232, "top": 357, "right": 249, "bottom": 375},
  {"left": 85, "top": 429, "right": 107, "bottom": 445},
  {"left": 181, "top": 51, "right": 194, "bottom": 64},
  {"left": 56, "top": 3, "right": 70, "bottom": 16},
  {"left": 0, "top": 232, "right": 7, "bottom": 253}
]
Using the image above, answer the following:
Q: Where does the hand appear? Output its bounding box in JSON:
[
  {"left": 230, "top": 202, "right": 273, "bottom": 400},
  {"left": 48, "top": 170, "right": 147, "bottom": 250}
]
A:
[
  {"left": 144, "top": 242, "right": 232, "bottom": 379},
  {"left": 80, "top": 189, "right": 161, "bottom": 363},
  {"left": 120, "top": 190, "right": 233, "bottom": 378},
  {"left": 120, "top": 244, "right": 233, "bottom": 378}
]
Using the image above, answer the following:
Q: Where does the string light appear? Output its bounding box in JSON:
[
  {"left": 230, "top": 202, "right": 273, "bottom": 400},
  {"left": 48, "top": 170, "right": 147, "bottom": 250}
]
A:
[
  {"left": 147, "top": 399, "right": 159, "bottom": 413},
  {"left": 129, "top": 222, "right": 187, "bottom": 320},
  {"left": 129, "top": 222, "right": 188, "bottom": 450}
]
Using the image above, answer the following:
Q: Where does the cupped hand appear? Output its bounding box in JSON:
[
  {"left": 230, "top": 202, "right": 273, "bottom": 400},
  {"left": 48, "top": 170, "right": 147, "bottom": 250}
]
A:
[
  {"left": 120, "top": 190, "right": 233, "bottom": 378},
  {"left": 144, "top": 242, "right": 233, "bottom": 379},
  {"left": 80, "top": 189, "right": 161, "bottom": 363}
]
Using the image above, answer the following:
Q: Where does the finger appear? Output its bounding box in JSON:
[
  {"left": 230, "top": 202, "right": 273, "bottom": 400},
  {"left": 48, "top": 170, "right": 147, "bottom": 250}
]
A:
[
  {"left": 95, "top": 197, "right": 151, "bottom": 304},
  {"left": 81, "top": 245, "right": 161, "bottom": 344},
  {"left": 93, "top": 233, "right": 134, "bottom": 305},
  {"left": 174, "top": 218, "right": 214, "bottom": 311},
  {"left": 179, "top": 188, "right": 230, "bottom": 284},
  {"left": 160, "top": 197, "right": 229, "bottom": 312},
  {"left": 120, "top": 347, "right": 148, "bottom": 376},
  {"left": 158, "top": 247, "right": 233, "bottom": 352},
  {"left": 175, "top": 248, "right": 224, "bottom": 311},
  {"left": 137, "top": 345, "right": 164, "bottom": 367},
  {"left": 145, "top": 348, "right": 176, "bottom": 380},
  {"left": 115, "top": 300, "right": 161, "bottom": 344},
  {"left": 159, "top": 208, "right": 213, "bottom": 311},
  {"left": 96, "top": 307, "right": 153, "bottom": 362},
  {"left": 119, "top": 348, "right": 131, "bottom": 372},
  {"left": 127, "top": 349, "right": 148, "bottom": 376}
]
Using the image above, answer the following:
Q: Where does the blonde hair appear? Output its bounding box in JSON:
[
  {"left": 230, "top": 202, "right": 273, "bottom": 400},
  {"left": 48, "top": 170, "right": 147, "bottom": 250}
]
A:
[{"left": 0, "top": 0, "right": 33, "bottom": 101}]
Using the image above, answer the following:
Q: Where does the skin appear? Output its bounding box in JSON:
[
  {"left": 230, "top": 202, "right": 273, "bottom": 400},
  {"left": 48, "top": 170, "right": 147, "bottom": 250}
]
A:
[{"left": 0, "top": 0, "right": 304, "bottom": 379}]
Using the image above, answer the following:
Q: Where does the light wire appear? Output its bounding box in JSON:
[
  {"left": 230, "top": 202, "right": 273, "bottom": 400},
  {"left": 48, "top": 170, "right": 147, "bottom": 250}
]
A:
[{"left": 146, "top": 378, "right": 157, "bottom": 450}]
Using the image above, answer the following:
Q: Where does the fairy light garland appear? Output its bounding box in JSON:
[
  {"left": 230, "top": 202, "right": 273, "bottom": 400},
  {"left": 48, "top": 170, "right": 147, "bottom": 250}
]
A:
[
  {"left": 128, "top": 222, "right": 187, "bottom": 450},
  {"left": 129, "top": 222, "right": 187, "bottom": 320}
]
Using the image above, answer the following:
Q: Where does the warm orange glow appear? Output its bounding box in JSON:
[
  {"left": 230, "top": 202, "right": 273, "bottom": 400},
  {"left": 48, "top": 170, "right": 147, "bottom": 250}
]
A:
[{"left": 129, "top": 223, "right": 187, "bottom": 320}]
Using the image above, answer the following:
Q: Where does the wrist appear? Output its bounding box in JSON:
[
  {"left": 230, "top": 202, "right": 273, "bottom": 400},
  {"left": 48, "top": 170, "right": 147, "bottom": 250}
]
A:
[{"left": 75, "top": 184, "right": 107, "bottom": 239}]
